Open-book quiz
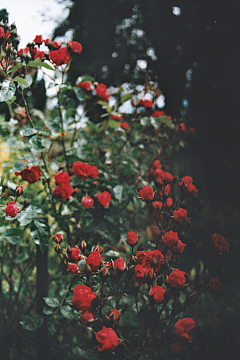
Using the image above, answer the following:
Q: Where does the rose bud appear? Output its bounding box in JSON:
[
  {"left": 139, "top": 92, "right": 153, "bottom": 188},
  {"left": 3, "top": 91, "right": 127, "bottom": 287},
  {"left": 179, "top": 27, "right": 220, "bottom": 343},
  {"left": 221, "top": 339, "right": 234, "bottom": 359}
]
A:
[
  {"left": 113, "top": 258, "right": 126, "bottom": 274},
  {"left": 126, "top": 231, "right": 138, "bottom": 247},
  {"left": 139, "top": 186, "right": 154, "bottom": 201},
  {"left": 108, "top": 309, "right": 120, "bottom": 322},
  {"left": 80, "top": 311, "right": 94, "bottom": 324},
  {"left": 15, "top": 185, "right": 24, "bottom": 196},
  {"left": 81, "top": 240, "right": 87, "bottom": 251},
  {"left": 5, "top": 201, "right": 19, "bottom": 218},
  {"left": 149, "top": 285, "right": 166, "bottom": 303},
  {"left": 68, "top": 263, "right": 78, "bottom": 274},
  {"left": 82, "top": 195, "right": 94, "bottom": 209},
  {"left": 53, "top": 233, "right": 63, "bottom": 243}
]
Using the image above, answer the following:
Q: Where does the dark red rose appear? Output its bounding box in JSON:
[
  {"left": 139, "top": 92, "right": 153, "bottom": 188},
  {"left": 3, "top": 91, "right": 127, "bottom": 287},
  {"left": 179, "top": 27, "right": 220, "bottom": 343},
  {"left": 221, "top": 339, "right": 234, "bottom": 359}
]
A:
[
  {"left": 126, "top": 231, "right": 138, "bottom": 246},
  {"left": 208, "top": 277, "right": 224, "bottom": 292},
  {"left": 97, "top": 191, "right": 111, "bottom": 207},
  {"left": 90, "top": 165, "right": 99, "bottom": 179},
  {"left": 135, "top": 264, "right": 149, "bottom": 285},
  {"left": 111, "top": 114, "right": 122, "bottom": 121},
  {"left": 34, "top": 51, "right": 46, "bottom": 60},
  {"left": 210, "top": 233, "right": 229, "bottom": 255},
  {"left": 33, "top": 35, "right": 43, "bottom": 45},
  {"left": 152, "top": 110, "right": 165, "bottom": 117},
  {"left": 139, "top": 99, "right": 154, "bottom": 108},
  {"left": 68, "top": 263, "right": 78, "bottom": 274},
  {"left": 149, "top": 285, "right": 166, "bottom": 303},
  {"left": 53, "top": 233, "right": 63, "bottom": 243},
  {"left": 52, "top": 40, "right": 62, "bottom": 49},
  {"left": 140, "top": 186, "right": 154, "bottom": 201},
  {"left": 96, "top": 326, "right": 118, "bottom": 352},
  {"left": 69, "top": 245, "right": 81, "bottom": 261},
  {"left": 96, "top": 83, "right": 110, "bottom": 101},
  {"left": 86, "top": 251, "right": 102, "bottom": 271},
  {"left": 67, "top": 40, "right": 82, "bottom": 53},
  {"left": 80, "top": 311, "right": 94, "bottom": 324},
  {"left": 5, "top": 201, "right": 19, "bottom": 218},
  {"left": 162, "top": 231, "right": 179, "bottom": 248},
  {"left": 165, "top": 197, "right": 173, "bottom": 208},
  {"left": 153, "top": 160, "right": 161, "bottom": 168},
  {"left": 120, "top": 121, "right": 129, "bottom": 129},
  {"left": 136, "top": 250, "right": 164, "bottom": 272},
  {"left": 54, "top": 172, "right": 71, "bottom": 186},
  {"left": 18, "top": 47, "right": 30, "bottom": 56},
  {"left": 179, "top": 176, "right": 198, "bottom": 196},
  {"left": 82, "top": 196, "right": 94, "bottom": 209},
  {"left": 72, "top": 284, "right": 96, "bottom": 312},
  {"left": 173, "top": 208, "right": 187, "bottom": 222},
  {"left": 77, "top": 81, "right": 92, "bottom": 91},
  {"left": 167, "top": 269, "right": 186, "bottom": 289},
  {"left": 50, "top": 47, "right": 70, "bottom": 66},
  {"left": 15, "top": 165, "right": 42, "bottom": 184},
  {"left": 172, "top": 240, "right": 186, "bottom": 254},
  {"left": 113, "top": 258, "right": 126, "bottom": 272},
  {"left": 174, "top": 318, "right": 196, "bottom": 339},
  {"left": 52, "top": 184, "right": 74, "bottom": 201},
  {"left": 162, "top": 171, "right": 173, "bottom": 183},
  {"left": 70, "top": 161, "right": 92, "bottom": 180},
  {"left": 44, "top": 38, "right": 51, "bottom": 46}
]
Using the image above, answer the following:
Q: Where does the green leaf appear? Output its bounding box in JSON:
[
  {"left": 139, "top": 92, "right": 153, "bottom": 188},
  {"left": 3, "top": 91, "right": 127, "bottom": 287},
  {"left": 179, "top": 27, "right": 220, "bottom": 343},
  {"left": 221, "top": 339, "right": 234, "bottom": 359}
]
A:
[
  {"left": 44, "top": 118, "right": 61, "bottom": 134},
  {"left": 13, "top": 160, "right": 28, "bottom": 172},
  {"left": 35, "top": 127, "right": 51, "bottom": 136},
  {"left": 76, "top": 75, "right": 95, "bottom": 84},
  {"left": 60, "top": 305, "right": 75, "bottom": 320},
  {"left": 86, "top": 121, "right": 103, "bottom": 133},
  {"left": 43, "top": 306, "right": 54, "bottom": 315},
  {"left": 43, "top": 297, "right": 60, "bottom": 308},
  {"left": 0, "top": 175, "right": 4, "bottom": 186},
  {"left": 12, "top": 76, "right": 30, "bottom": 87},
  {"left": 140, "top": 117, "right": 151, "bottom": 127},
  {"left": 0, "top": 80, "right": 16, "bottom": 102},
  {"left": 108, "top": 120, "right": 120, "bottom": 129},
  {"left": 28, "top": 59, "right": 55, "bottom": 71},
  {"left": 121, "top": 93, "right": 132, "bottom": 104},
  {"left": 20, "top": 127, "right": 37, "bottom": 136},
  {"left": 73, "top": 87, "right": 86, "bottom": 102},
  {"left": 0, "top": 228, "right": 25, "bottom": 245},
  {"left": 20, "top": 314, "right": 44, "bottom": 331},
  {"left": 29, "top": 135, "right": 45, "bottom": 152},
  {"left": 19, "top": 75, "right": 33, "bottom": 90},
  {"left": 17, "top": 205, "right": 42, "bottom": 226},
  {"left": 113, "top": 185, "right": 123, "bottom": 203},
  {"left": 6, "top": 96, "right": 17, "bottom": 104},
  {"left": 32, "top": 218, "right": 50, "bottom": 253},
  {"left": 160, "top": 115, "right": 173, "bottom": 129}
]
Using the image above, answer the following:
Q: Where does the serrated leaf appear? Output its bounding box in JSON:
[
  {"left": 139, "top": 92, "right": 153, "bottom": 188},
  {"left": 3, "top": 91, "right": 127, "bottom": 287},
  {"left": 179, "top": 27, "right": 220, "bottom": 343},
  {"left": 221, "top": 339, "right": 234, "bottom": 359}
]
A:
[
  {"left": 12, "top": 76, "right": 30, "bottom": 87},
  {"left": 0, "top": 80, "right": 16, "bottom": 102},
  {"left": 20, "top": 127, "right": 37, "bottom": 136},
  {"left": 29, "top": 135, "right": 45, "bottom": 152},
  {"left": 121, "top": 93, "right": 132, "bottom": 104},
  {"left": 113, "top": 185, "right": 123, "bottom": 203},
  {"left": 0, "top": 228, "right": 25, "bottom": 245},
  {"left": 60, "top": 305, "right": 75, "bottom": 320},
  {"left": 20, "top": 314, "right": 44, "bottom": 331},
  {"left": 32, "top": 218, "right": 50, "bottom": 253},
  {"left": 43, "top": 306, "right": 54, "bottom": 315},
  {"left": 43, "top": 297, "right": 60, "bottom": 308},
  {"left": 28, "top": 59, "right": 54, "bottom": 71},
  {"left": 73, "top": 87, "right": 86, "bottom": 102},
  {"left": 13, "top": 160, "right": 28, "bottom": 172},
  {"left": 17, "top": 205, "right": 42, "bottom": 226},
  {"left": 108, "top": 120, "right": 120, "bottom": 129}
]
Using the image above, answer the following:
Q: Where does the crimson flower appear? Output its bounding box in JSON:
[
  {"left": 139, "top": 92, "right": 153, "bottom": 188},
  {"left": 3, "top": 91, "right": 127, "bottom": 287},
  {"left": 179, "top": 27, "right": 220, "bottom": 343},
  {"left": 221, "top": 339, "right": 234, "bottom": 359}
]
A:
[
  {"left": 96, "top": 327, "right": 118, "bottom": 352},
  {"left": 5, "top": 202, "right": 19, "bottom": 218},
  {"left": 97, "top": 191, "right": 111, "bottom": 207},
  {"left": 174, "top": 318, "right": 196, "bottom": 339},
  {"left": 72, "top": 284, "right": 96, "bottom": 312},
  {"left": 86, "top": 251, "right": 102, "bottom": 272}
]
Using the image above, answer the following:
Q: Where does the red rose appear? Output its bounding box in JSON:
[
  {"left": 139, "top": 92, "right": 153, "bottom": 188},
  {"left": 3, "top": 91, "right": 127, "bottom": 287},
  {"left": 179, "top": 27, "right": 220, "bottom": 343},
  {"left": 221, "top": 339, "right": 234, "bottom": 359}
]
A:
[
  {"left": 135, "top": 264, "right": 149, "bottom": 285},
  {"left": 179, "top": 176, "right": 192, "bottom": 187},
  {"left": 113, "top": 258, "right": 126, "bottom": 272},
  {"left": 50, "top": 47, "right": 70, "bottom": 66},
  {"left": 149, "top": 285, "right": 166, "bottom": 303},
  {"left": 210, "top": 233, "right": 229, "bottom": 255},
  {"left": 69, "top": 245, "right": 81, "bottom": 261},
  {"left": 111, "top": 114, "right": 122, "bottom": 121},
  {"left": 34, "top": 51, "right": 46, "bottom": 60},
  {"left": 77, "top": 81, "right": 92, "bottom": 91},
  {"left": 162, "top": 231, "right": 179, "bottom": 248},
  {"left": 179, "top": 176, "right": 198, "bottom": 196},
  {"left": 120, "top": 121, "right": 129, "bottom": 130},
  {"left": 52, "top": 184, "right": 74, "bottom": 201},
  {"left": 16, "top": 185, "right": 24, "bottom": 196},
  {"left": 140, "top": 186, "right": 154, "bottom": 201},
  {"left": 153, "top": 160, "right": 161, "bottom": 168},
  {"left": 139, "top": 99, "right": 154, "bottom": 108},
  {"left": 5, "top": 201, "right": 19, "bottom": 218},
  {"left": 44, "top": 38, "right": 51, "bottom": 46},
  {"left": 68, "top": 263, "right": 78, "bottom": 274},
  {"left": 67, "top": 40, "right": 82, "bottom": 53},
  {"left": 172, "top": 240, "right": 186, "bottom": 254},
  {"left": 174, "top": 318, "right": 196, "bottom": 339},
  {"left": 162, "top": 171, "right": 173, "bottom": 183},
  {"left": 152, "top": 110, "right": 165, "bottom": 117},
  {"left": 165, "top": 197, "right": 173, "bottom": 208},
  {"left": 80, "top": 311, "right": 94, "bottom": 324},
  {"left": 53, "top": 233, "right": 63, "bottom": 243},
  {"left": 18, "top": 47, "right": 30, "bottom": 56},
  {"left": 90, "top": 165, "right": 99, "bottom": 179},
  {"left": 173, "top": 208, "right": 187, "bottom": 222},
  {"left": 167, "top": 269, "right": 186, "bottom": 289},
  {"left": 96, "top": 83, "right": 110, "bottom": 101},
  {"left": 52, "top": 40, "right": 62, "bottom": 49},
  {"left": 33, "top": 35, "right": 43, "bottom": 45},
  {"left": 96, "top": 326, "right": 118, "bottom": 352},
  {"left": 136, "top": 250, "right": 164, "bottom": 272},
  {"left": 97, "top": 191, "right": 111, "bottom": 207},
  {"left": 70, "top": 161, "right": 93, "bottom": 180},
  {"left": 15, "top": 165, "right": 42, "bottom": 184},
  {"left": 72, "top": 284, "right": 96, "bottom": 312},
  {"left": 82, "top": 196, "right": 94, "bottom": 209},
  {"left": 54, "top": 172, "right": 71, "bottom": 186},
  {"left": 126, "top": 231, "right": 138, "bottom": 246},
  {"left": 86, "top": 251, "right": 102, "bottom": 271},
  {"left": 108, "top": 309, "right": 120, "bottom": 321}
]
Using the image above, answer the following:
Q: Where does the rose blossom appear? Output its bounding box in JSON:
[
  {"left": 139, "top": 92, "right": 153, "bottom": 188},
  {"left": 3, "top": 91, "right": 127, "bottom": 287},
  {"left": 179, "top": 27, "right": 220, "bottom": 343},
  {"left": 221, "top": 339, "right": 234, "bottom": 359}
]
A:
[
  {"left": 172, "top": 240, "right": 186, "bottom": 254},
  {"left": 108, "top": 309, "right": 120, "bottom": 321},
  {"left": 173, "top": 208, "right": 187, "bottom": 222},
  {"left": 96, "top": 326, "right": 118, "bottom": 352},
  {"left": 50, "top": 47, "right": 70, "bottom": 66},
  {"left": 113, "top": 258, "right": 126, "bottom": 272},
  {"left": 86, "top": 251, "right": 102, "bottom": 271},
  {"left": 162, "top": 231, "right": 179, "bottom": 248},
  {"left": 33, "top": 35, "right": 43, "bottom": 45},
  {"left": 70, "top": 161, "right": 98, "bottom": 180},
  {"left": 96, "top": 83, "right": 110, "bottom": 101},
  {"left": 111, "top": 114, "right": 122, "bottom": 121},
  {"left": 68, "top": 263, "right": 78, "bottom": 274},
  {"left": 16, "top": 185, "right": 24, "bottom": 196},
  {"left": 69, "top": 245, "right": 81, "bottom": 261},
  {"left": 77, "top": 81, "right": 92, "bottom": 91},
  {"left": 5, "top": 202, "right": 19, "bottom": 218},
  {"left": 72, "top": 284, "right": 96, "bottom": 312},
  {"left": 139, "top": 186, "right": 154, "bottom": 201},
  {"left": 67, "top": 40, "right": 82, "bottom": 53},
  {"left": 120, "top": 121, "right": 129, "bottom": 129},
  {"left": 139, "top": 99, "right": 154, "bottom": 108},
  {"left": 80, "top": 311, "right": 94, "bottom": 324},
  {"left": 54, "top": 172, "right": 71, "bottom": 186},
  {"left": 34, "top": 51, "right": 46, "bottom": 60},
  {"left": 149, "top": 285, "right": 166, "bottom": 303},
  {"left": 135, "top": 264, "right": 149, "bottom": 285},
  {"left": 15, "top": 165, "right": 42, "bottom": 184},
  {"left": 152, "top": 110, "right": 165, "bottom": 117},
  {"left": 97, "top": 191, "right": 111, "bottom": 207},
  {"left": 82, "top": 196, "right": 94, "bottom": 209},
  {"left": 52, "top": 184, "right": 74, "bottom": 201},
  {"left": 126, "top": 231, "right": 138, "bottom": 246},
  {"left": 174, "top": 318, "right": 196, "bottom": 339},
  {"left": 167, "top": 269, "right": 186, "bottom": 289},
  {"left": 210, "top": 233, "right": 229, "bottom": 255}
]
